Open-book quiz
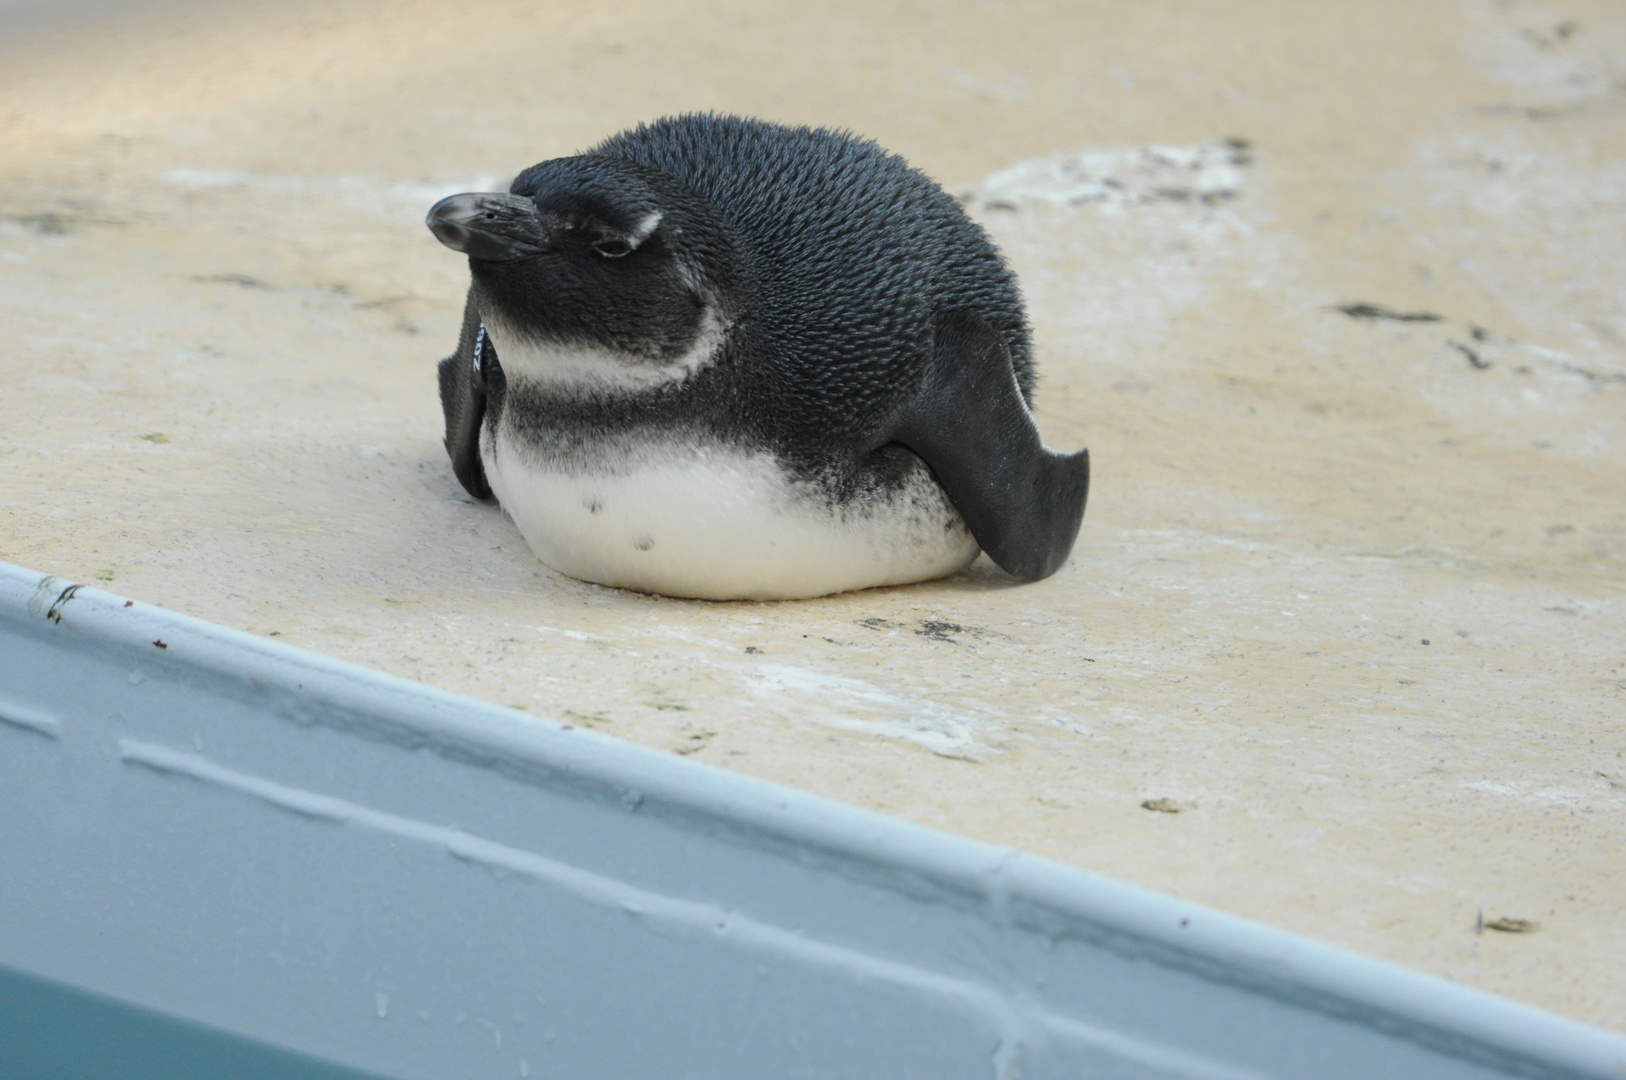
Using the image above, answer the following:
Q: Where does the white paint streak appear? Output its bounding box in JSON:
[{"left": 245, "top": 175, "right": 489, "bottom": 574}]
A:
[
  {"left": 1463, "top": 779, "right": 1616, "bottom": 808},
  {"left": 961, "top": 140, "right": 1248, "bottom": 211},
  {"left": 741, "top": 663, "right": 992, "bottom": 757},
  {"left": 534, "top": 625, "right": 596, "bottom": 642}
]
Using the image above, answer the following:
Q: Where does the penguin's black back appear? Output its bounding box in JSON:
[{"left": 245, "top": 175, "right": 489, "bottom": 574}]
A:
[{"left": 590, "top": 115, "right": 1033, "bottom": 467}]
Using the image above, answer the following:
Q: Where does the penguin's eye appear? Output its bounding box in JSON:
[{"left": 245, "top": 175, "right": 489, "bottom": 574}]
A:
[{"left": 593, "top": 238, "right": 632, "bottom": 258}]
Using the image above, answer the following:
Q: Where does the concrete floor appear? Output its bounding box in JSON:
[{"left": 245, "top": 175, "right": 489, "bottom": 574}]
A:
[{"left": 2, "top": 0, "right": 1622, "bottom": 1032}]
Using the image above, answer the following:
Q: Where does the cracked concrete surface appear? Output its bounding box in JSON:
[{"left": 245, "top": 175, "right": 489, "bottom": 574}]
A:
[{"left": 1, "top": 0, "right": 1622, "bottom": 1032}]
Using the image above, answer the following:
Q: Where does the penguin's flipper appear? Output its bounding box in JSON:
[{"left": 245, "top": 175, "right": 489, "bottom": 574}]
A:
[
  {"left": 438, "top": 290, "right": 492, "bottom": 499},
  {"left": 894, "top": 311, "right": 1089, "bottom": 582}
]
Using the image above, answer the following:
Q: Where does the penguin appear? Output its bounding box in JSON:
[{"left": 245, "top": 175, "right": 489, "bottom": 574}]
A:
[{"left": 427, "top": 114, "right": 1088, "bottom": 601}]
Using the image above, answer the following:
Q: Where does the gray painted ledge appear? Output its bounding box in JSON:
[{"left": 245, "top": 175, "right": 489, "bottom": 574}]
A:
[{"left": 1, "top": 558, "right": 1621, "bottom": 1080}]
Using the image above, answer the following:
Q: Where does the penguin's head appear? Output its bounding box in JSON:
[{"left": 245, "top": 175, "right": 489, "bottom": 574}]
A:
[{"left": 427, "top": 156, "right": 736, "bottom": 362}]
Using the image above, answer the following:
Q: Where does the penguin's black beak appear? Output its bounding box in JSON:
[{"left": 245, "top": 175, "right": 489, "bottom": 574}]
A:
[{"left": 426, "top": 193, "right": 550, "bottom": 261}]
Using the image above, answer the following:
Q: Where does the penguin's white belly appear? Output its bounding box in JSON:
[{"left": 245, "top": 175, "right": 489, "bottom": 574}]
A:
[{"left": 481, "top": 428, "right": 979, "bottom": 601}]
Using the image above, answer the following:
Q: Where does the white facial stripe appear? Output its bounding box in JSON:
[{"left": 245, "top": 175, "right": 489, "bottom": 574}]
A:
[
  {"left": 626, "top": 210, "right": 663, "bottom": 248},
  {"left": 481, "top": 437, "right": 979, "bottom": 601},
  {"left": 483, "top": 306, "right": 728, "bottom": 394}
]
